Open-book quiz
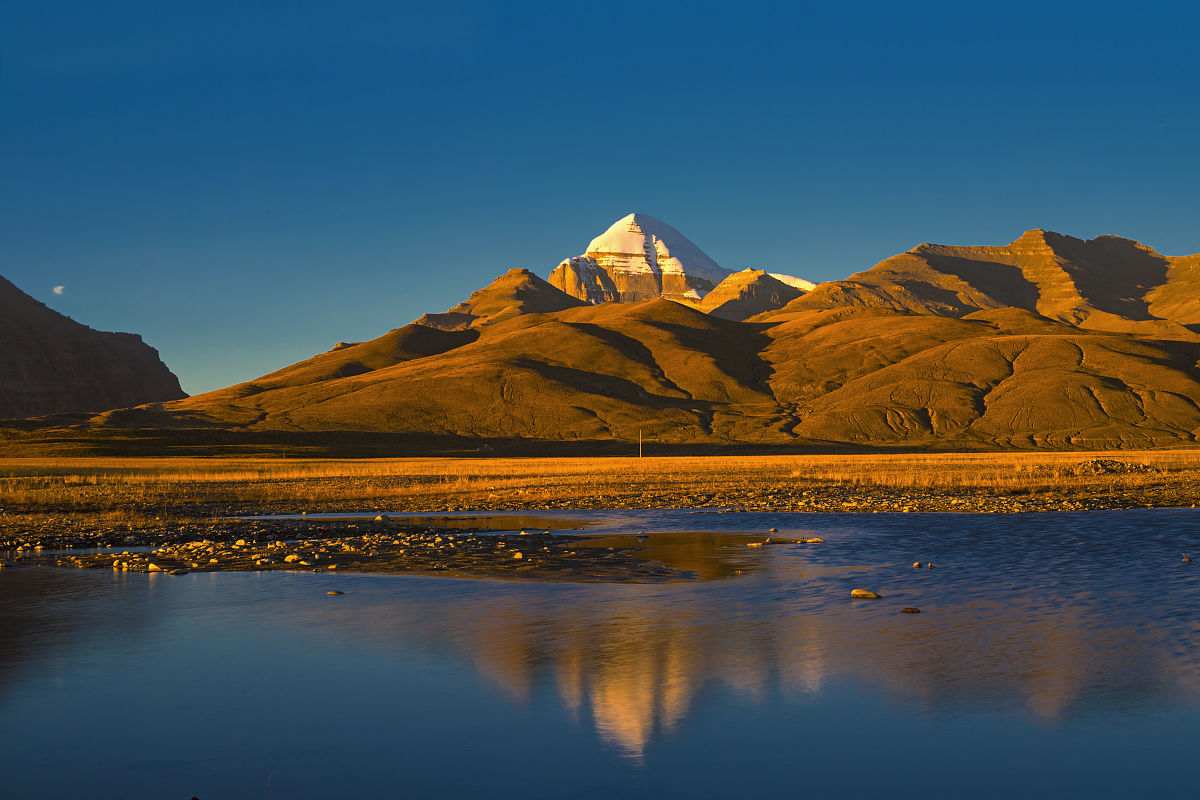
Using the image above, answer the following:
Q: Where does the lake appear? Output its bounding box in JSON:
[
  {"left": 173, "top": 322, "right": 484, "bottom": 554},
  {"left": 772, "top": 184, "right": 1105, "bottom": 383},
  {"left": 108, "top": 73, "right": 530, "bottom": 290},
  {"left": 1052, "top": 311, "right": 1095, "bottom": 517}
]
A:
[{"left": 3, "top": 509, "right": 1200, "bottom": 799}]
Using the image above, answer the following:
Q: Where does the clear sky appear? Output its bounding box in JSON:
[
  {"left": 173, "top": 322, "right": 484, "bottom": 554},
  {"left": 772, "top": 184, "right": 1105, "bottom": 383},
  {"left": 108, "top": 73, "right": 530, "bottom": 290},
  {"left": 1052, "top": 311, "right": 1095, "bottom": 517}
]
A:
[{"left": 3, "top": 0, "right": 1198, "bottom": 394}]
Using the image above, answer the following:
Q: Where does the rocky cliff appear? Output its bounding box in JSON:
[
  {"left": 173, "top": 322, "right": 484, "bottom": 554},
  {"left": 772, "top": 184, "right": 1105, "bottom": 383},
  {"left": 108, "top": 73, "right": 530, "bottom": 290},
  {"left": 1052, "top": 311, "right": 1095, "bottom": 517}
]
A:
[{"left": 0, "top": 276, "right": 185, "bottom": 419}]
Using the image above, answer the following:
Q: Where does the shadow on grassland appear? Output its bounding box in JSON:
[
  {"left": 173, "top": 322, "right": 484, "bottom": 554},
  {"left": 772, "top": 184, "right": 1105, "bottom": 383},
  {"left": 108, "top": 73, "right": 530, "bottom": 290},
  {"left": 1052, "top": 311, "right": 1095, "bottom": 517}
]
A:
[{"left": 0, "top": 424, "right": 899, "bottom": 458}]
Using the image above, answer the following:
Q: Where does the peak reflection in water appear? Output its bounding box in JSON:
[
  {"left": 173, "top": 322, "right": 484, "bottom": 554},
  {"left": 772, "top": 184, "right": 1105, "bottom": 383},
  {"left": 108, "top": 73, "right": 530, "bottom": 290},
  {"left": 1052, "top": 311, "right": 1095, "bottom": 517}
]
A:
[{"left": 268, "top": 510, "right": 1200, "bottom": 759}]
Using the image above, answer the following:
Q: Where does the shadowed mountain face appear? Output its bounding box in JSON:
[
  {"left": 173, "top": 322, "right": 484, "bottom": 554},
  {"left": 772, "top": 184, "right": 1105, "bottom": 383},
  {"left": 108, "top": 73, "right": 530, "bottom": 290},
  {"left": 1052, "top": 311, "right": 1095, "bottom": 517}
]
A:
[
  {"left": 789, "top": 230, "right": 1200, "bottom": 340},
  {"left": 0, "top": 276, "right": 185, "bottom": 419}
]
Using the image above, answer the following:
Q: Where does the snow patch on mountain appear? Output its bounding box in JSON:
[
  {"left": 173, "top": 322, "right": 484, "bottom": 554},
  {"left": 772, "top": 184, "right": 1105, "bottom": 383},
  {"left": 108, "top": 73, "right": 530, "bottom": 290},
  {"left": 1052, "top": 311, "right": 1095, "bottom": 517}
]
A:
[{"left": 768, "top": 273, "right": 816, "bottom": 291}]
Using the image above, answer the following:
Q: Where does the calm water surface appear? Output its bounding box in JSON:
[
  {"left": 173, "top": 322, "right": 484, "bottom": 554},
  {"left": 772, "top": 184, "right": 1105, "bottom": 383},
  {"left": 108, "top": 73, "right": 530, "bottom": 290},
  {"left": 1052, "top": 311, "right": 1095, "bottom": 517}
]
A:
[{"left": 3, "top": 509, "right": 1200, "bottom": 799}]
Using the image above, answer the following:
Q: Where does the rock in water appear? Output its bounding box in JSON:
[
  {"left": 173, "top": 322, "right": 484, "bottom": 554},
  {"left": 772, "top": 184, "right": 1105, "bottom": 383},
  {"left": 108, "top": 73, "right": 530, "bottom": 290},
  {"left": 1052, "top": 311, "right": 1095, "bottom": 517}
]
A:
[
  {"left": 851, "top": 589, "right": 883, "bottom": 599},
  {"left": 901, "top": 607, "right": 921, "bottom": 613}
]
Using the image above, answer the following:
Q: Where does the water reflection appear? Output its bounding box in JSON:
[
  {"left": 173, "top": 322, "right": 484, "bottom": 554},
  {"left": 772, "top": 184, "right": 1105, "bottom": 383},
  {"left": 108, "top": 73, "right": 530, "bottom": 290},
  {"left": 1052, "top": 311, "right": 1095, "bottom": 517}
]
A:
[
  {"left": 3, "top": 509, "right": 1200, "bottom": 789},
  {"left": 408, "top": 585, "right": 1200, "bottom": 758},
  {"left": 237, "top": 509, "right": 1200, "bottom": 759}
]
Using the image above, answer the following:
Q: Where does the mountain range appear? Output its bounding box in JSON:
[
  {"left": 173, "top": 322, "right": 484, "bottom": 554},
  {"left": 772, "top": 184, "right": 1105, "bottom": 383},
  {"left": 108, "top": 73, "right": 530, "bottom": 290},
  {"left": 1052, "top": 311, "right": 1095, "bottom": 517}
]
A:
[{"left": 5, "top": 215, "right": 1200, "bottom": 452}]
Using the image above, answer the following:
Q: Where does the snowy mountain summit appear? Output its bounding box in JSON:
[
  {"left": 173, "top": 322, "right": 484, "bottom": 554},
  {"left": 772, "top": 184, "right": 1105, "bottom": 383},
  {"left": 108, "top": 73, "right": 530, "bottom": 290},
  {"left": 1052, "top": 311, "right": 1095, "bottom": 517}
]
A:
[
  {"left": 548, "top": 213, "right": 733, "bottom": 304},
  {"left": 547, "top": 212, "right": 815, "bottom": 308}
]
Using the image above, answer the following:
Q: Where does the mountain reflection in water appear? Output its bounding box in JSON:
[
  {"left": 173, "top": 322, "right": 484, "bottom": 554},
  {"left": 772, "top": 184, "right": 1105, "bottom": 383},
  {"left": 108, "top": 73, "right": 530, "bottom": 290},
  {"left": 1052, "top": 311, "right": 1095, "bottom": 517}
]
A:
[
  {"left": 316, "top": 555, "right": 1200, "bottom": 759},
  {"left": 3, "top": 509, "right": 1200, "bottom": 798}
]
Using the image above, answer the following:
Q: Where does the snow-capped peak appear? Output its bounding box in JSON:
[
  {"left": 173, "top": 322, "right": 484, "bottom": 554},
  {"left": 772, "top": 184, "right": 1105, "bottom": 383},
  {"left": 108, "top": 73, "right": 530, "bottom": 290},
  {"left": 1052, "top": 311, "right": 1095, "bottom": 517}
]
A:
[{"left": 585, "top": 213, "right": 730, "bottom": 284}]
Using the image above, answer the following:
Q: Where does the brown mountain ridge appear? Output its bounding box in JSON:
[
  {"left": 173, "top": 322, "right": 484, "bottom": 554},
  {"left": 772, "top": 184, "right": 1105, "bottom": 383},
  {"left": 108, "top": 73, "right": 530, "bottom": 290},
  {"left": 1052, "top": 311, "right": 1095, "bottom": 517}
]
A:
[
  {"left": 8, "top": 228, "right": 1200, "bottom": 453},
  {"left": 787, "top": 229, "right": 1200, "bottom": 340}
]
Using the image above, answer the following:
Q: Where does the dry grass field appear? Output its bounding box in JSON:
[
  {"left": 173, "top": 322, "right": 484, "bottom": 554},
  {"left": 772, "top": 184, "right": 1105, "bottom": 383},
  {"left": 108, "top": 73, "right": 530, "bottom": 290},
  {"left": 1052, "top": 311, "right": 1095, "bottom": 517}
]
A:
[{"left": 2, "top": 451, "right": 1199, "bottom": 516}]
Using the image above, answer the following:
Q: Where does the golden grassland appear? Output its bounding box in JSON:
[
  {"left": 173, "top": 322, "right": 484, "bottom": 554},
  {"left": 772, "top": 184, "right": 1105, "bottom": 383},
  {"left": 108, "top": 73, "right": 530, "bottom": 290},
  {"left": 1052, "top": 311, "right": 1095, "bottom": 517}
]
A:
[{"left": 2, "top": 450, "right": 1199, "bottom": 515}]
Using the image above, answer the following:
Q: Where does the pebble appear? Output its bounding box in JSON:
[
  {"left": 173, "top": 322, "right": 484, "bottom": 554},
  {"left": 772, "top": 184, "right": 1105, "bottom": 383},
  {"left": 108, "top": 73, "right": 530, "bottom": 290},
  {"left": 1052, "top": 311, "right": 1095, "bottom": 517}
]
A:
[
  {"left": 513, "top": 552, "right": 523, "bottom": 559},
  {"left": 901, "top": 607, "right": 921, "bottom": 613},
  {"left": 327, "top": 590, "right": 344, "bottom": 595},
  {"left": 912, "top": 561, "right": 922, "bottom": 568},
  {"left": 851, "top": 589, "right": 883, "bottom": 599}
]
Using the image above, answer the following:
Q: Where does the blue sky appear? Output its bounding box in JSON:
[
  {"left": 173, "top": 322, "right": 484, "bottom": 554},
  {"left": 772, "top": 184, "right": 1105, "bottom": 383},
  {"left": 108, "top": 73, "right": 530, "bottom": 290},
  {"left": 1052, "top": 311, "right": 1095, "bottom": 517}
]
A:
[{"left": 3, "top": 0, "right": 1198, "bottom": 394}]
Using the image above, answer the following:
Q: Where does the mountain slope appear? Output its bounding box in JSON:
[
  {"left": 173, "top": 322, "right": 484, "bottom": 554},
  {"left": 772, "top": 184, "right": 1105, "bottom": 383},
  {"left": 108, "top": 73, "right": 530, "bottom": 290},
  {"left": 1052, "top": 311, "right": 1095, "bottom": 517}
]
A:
[
  {"left": 114, "top": 299, "right": 778, "bottom": 441},
  {"left": 698, "top": 269, "right": 804, "bottom": 321},
  {"left": 415, "top": 268, "right": 585, "bottom": 330},
  {"left": 763, "top": 307, "right": 1200, "bottom": 448},
  {"left": 0, "top": 275, "right": 185, "bottom": 419}
]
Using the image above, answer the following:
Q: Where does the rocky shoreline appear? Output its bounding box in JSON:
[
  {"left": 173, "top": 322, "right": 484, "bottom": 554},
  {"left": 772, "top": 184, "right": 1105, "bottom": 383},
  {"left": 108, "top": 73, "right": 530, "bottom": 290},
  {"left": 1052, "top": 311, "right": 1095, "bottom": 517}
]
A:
[
  {"left": 2, "top": 455, "right": 1197, "bottom": 582},
  {"left": 0, "top": 516, "right": 691, "bottom": 582}
]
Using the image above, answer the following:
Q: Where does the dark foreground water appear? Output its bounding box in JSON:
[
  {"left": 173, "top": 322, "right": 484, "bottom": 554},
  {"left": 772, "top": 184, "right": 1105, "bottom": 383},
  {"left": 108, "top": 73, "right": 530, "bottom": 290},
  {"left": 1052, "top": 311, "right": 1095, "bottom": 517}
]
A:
[{"left": 4, "top": 509, "right": 1200, "bottom": 799}]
